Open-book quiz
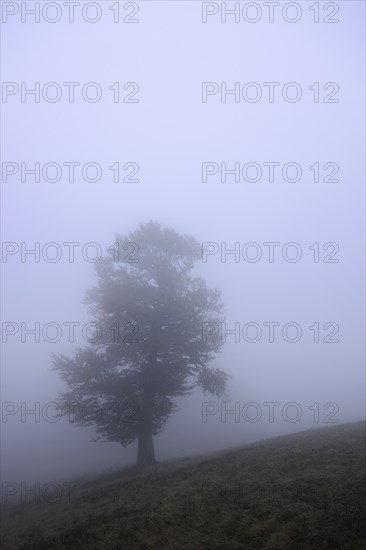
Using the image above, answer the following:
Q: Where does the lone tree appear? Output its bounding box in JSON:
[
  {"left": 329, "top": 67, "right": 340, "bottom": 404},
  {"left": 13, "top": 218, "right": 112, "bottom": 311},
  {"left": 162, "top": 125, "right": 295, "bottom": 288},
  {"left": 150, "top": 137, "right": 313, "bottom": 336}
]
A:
[{"left": 52, "top": 221, "right": 228, "bottom": 467}]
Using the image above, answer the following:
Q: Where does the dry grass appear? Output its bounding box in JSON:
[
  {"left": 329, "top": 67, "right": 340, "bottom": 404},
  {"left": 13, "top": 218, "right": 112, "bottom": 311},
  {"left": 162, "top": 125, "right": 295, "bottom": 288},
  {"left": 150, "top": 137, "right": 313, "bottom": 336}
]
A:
[{"left": 1, "top": 421, "right": 365, "bottom": 549}]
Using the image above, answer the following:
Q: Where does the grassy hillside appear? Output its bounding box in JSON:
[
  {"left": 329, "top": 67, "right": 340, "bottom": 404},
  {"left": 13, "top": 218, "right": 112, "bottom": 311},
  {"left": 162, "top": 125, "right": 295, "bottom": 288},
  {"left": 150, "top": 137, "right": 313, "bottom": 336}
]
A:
[{"left": 1, "top": 421, "right": 365, "bottom": 549}]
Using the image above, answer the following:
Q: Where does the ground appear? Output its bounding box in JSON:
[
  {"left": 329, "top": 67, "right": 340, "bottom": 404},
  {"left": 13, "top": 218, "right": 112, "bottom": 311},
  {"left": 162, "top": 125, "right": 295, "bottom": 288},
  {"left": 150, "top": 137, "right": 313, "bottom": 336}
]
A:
[{"left": 1, "top": 421, "right": 365, "bottom": 549}]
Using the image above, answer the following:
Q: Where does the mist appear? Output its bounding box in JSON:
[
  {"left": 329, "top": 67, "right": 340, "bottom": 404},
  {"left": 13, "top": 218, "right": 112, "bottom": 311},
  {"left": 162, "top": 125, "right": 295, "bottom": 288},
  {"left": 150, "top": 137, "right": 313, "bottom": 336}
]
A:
[{"left": 1, "top": 0, "right": 365, "bottom": 494}]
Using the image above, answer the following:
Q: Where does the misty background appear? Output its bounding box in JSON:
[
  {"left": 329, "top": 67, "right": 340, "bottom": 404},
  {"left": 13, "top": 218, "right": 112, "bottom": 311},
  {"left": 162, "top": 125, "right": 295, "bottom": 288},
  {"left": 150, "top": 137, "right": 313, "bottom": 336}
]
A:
[{"left": 1, "top": 1, "right": 365, "bottom": 485}]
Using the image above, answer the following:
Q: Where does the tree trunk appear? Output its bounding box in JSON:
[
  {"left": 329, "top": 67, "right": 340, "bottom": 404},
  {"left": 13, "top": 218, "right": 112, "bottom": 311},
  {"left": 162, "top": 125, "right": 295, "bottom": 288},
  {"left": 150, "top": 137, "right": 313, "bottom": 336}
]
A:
[
  {"left": 136, "top": 427, "right": 156, "bottom": 467},
  {"left": 136, "top": 348, "right": 157, "bottom": 468}
]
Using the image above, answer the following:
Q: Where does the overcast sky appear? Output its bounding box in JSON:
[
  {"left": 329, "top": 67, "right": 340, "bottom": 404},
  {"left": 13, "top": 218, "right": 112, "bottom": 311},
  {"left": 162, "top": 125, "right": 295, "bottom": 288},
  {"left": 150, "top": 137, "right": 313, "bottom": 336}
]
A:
[{"left": 1, "top": 1, "right": 365, "bottom": 485}]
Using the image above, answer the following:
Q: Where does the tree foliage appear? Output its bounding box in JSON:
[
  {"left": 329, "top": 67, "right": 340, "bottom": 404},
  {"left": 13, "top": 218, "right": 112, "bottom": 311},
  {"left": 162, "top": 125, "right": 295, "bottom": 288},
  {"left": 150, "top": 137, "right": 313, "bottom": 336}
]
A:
[{"left": 52, "top": 221, "right": 229, "bottom": 464}]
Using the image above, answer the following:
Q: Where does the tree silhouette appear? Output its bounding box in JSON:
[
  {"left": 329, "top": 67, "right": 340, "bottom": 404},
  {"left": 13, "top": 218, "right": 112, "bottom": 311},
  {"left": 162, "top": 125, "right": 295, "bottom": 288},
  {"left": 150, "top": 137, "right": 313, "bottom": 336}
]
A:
[{"left": 52, "top": 221, "right": 228, "bottom": 467}]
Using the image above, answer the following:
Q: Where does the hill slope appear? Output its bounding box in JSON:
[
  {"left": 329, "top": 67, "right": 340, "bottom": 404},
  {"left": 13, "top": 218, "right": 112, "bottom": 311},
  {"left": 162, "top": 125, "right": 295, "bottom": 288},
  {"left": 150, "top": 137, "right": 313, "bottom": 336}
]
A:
[{"left": 1, "top": 421, "right": 365, "bottom": 549}]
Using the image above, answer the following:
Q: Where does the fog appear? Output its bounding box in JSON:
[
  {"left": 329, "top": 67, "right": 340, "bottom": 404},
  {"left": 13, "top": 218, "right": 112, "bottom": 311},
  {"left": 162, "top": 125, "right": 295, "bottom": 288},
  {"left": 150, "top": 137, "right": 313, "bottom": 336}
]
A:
[{"left": 1, "top": 1, "right": 365, "bottom": 487}]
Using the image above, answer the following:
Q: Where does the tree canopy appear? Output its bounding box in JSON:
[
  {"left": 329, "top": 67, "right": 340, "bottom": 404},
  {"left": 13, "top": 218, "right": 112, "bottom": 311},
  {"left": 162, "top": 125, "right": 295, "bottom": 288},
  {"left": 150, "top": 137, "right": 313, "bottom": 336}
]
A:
[{"left": 52, "top": 221, "right": 228, "bottom": 466}]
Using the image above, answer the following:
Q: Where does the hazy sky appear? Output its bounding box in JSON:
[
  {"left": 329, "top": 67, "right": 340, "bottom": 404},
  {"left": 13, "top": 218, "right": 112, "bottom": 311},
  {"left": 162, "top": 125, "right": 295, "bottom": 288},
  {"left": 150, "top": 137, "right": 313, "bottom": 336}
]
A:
[{"left": 1, "top": 1, "right": 365, "bottom": 485}]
